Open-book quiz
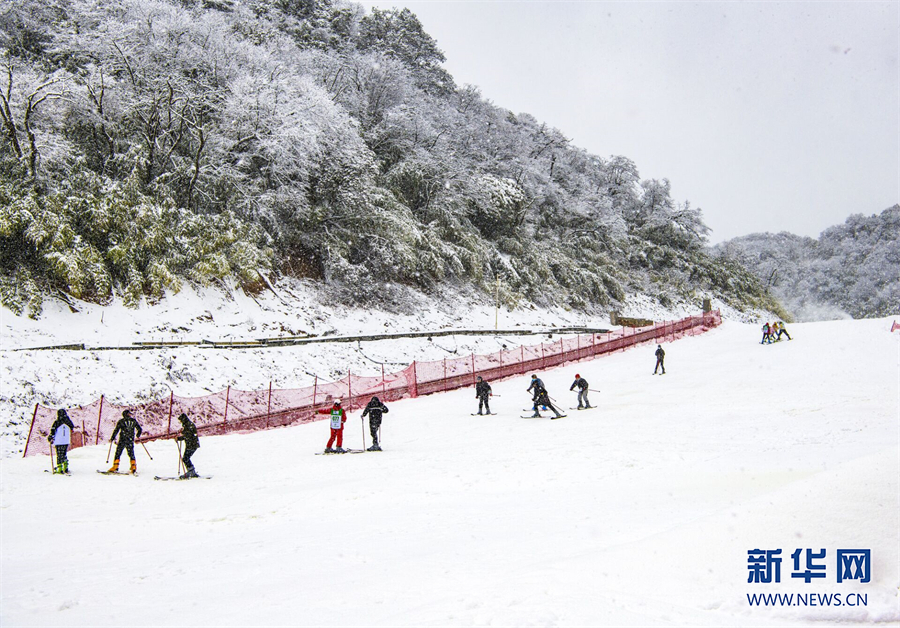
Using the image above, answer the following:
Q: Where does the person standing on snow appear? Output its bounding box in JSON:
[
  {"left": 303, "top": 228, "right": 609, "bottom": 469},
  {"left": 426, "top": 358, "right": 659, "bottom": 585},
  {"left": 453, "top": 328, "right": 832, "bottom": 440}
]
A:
[
  {"left": 527, "top": 374, "right": 548, "bottom": 409},
  {"left": 653, "top": 345, "right": 666, "bottom": 375},
  {"left": 531, "top": 382, "right": 563, "bottom": 418},
  {"left": 761, "top": 322, "right": 772, "bottom": 344},
  {"left": 175, "top": 413, "right": 201, "bottom": 478},
  {"left": 361, "top": 396, "right": 389, "bottom": 451},
  {"left": 319, "top": 399, "right": 347, "bottom": 453},
  {"left": 48, "top": 409, "right": 75, "bottom": 474},
  {"left": 569, "top": 374, "right": 591, "bottom": 409},
  {"left": 475, "top": 376, "right": 492, "bottom": 415},
  {"left": 108, "top": 410, "right": 143, "bottom": 474}
]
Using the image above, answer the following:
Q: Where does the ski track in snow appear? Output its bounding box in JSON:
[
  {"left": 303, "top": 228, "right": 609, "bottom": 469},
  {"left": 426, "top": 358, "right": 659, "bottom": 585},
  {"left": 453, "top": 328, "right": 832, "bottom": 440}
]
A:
[{"left": 1, "top": 287, "right": 898, "bottom": 625}]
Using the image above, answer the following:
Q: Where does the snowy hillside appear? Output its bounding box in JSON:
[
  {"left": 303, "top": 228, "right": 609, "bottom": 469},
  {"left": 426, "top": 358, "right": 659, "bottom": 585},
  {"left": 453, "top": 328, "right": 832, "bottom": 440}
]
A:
[{"left": 1, "top": 315, "right": 897, "bottom": 626}]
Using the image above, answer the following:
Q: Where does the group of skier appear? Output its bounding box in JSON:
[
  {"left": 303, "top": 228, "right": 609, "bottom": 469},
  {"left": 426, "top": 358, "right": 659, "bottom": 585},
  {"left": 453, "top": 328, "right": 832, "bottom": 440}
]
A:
[
  {"left": 317, "top": 396, "right": 389, "bottom": 454},
  {"left": 48, "top": 343, "right": 676, "bottom": 471},
  {"left": 761, "top": 321, "right": 791, "bottom": 344},
  {"left": 50, "top": 408, "right": 202, "bottom": 479}
]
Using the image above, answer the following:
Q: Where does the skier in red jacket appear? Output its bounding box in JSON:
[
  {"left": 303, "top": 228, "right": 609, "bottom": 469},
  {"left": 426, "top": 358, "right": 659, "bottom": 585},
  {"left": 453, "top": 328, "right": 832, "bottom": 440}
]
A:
[{"left": 319, "top": 399, "right": 348, "bottom": 453}]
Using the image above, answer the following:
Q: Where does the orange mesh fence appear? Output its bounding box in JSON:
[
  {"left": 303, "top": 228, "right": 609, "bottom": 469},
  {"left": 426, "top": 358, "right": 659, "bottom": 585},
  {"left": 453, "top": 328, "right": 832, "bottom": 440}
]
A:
[{"left": 23, "top": 311, "right": 721, "bottom": 456}]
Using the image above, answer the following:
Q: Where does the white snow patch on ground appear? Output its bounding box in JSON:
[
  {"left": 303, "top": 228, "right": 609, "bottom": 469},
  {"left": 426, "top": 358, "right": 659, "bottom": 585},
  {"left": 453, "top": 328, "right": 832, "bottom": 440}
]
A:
[{"left": 2, "top": 314, "right": 897, "bottom": 626}]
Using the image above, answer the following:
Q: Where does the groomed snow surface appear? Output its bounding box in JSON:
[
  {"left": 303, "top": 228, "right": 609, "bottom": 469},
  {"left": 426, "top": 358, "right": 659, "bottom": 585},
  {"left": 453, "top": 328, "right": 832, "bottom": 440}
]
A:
[{"left": 2, "top": 317, "right": 898, "bottom": 626}]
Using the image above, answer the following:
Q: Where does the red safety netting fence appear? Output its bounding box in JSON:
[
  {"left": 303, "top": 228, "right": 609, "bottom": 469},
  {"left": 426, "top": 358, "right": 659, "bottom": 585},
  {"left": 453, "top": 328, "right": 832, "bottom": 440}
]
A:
[{"left": 23, "top": 311, "right": 721, "bottom": 457}]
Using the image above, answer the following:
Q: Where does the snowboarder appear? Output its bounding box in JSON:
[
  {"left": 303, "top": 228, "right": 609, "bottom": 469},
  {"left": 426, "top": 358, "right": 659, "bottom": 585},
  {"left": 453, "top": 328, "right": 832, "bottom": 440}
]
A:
[
  {"left": 48, "top": 409, "right": 75, "bottom": 474},
  {"left": 569, "top": 374, "right": 591, "bottom": 409},
  {"left": 361, "top": 396, "right": 389, "bottom": 451},
  {"left": 108, "top": 410, "right": 143, "bottom": 474},
  {"left": 318, "top": 399, "right": 347, "bottom": 453},
  {"left": 654, "top": 345, "right": 666, "bottom": 374},
  {"left": 175, "top": 413, "right": 200, "bottom": 478},
  {"left": 531, "top": 384, "right": 563, "bottom": 418},
  {"left": 474, "top": 376, "right": 492, "bottom": 415}
]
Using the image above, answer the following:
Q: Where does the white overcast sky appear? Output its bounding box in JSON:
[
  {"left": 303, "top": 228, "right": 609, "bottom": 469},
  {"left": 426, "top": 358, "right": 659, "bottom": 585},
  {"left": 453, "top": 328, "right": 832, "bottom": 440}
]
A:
[{"left": 358, "top": 1, "right": 899, "bottom": 243}]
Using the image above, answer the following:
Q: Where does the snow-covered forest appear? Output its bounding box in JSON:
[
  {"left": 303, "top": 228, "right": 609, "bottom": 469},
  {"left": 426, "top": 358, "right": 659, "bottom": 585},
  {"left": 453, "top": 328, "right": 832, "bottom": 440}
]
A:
[
  {"left": 715, "top": 206, "right": 900, "bottom": 321},
  {"left": 0, "top": 0, "right": 783, "bottom": 319}
]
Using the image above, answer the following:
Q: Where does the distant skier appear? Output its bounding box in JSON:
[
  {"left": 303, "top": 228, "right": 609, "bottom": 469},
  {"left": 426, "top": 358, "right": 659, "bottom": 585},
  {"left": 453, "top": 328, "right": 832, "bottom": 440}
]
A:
[
  {"left": 361, "top": 396, "right": 388, "bottom": 451},
  {"left": 318, "top": 399, "right": 347, "bottom": 453},
  {"left": 761, "top": 322, "right": 772, "bottom": 344},
  {"left": 531, "top": 383, "right": 563, "bottom": 418},
  {"left": 175, "top": 413, "right": 200, "bottom": 478},
  {"left": 653, "top": 345, "right": 666, "bottom": 375},
  {"left": 569, "top": 374, "right": 592, "bottom": 409},
  {"left": 48, "top": 409, "right": 75, "bottom": 474},
  {"left": 475, "top": 376, "right": 492, "bottom": 415},
  {"left": 108, "top": 410, "right": 143, "bottom": 474},
  {"left": 774, "top": 321, "right": 792, "bottom": 341}
]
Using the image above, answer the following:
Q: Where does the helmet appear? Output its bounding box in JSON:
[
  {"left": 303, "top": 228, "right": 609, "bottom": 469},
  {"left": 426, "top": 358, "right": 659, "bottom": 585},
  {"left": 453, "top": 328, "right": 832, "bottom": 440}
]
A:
[
  {"left": 531, "top": 374, "right": 537, "bottom": 379},
  {"left": 575, "top": 374, "right": 580, "bottom": 379},
  {"left": 57, "top": 408, "right": 68, "bottom": 419},
  {"left": 477, "top": 376, "right": 483, "bottom": 381},
  {"left": 178, "top": 413, "right": 189, "bottom": 422},
  {"left": 334, "top": 399, "right": 342, "bottom": 405}
]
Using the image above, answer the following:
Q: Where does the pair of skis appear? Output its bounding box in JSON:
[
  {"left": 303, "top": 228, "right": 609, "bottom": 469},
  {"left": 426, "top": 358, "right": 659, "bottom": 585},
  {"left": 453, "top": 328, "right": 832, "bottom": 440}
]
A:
[{"left": 96, "top": 470, "right": 212, "bottom": 480}]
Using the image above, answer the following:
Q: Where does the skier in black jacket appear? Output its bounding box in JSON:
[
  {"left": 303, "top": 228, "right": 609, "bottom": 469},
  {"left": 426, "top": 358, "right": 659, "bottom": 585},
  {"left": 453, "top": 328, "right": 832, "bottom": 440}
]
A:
[
  {"left": 531, "top": 383, "right": 563, "bottom": 418},
  {"left": 361, "top": 396, "right": 389, "bottom": 451},
  {"left": 569, "top": 374, "right": 592, "bottom": 409},
  {"left": 175, "top": 413, "right": 200, "bottom": 478},
  {"left": 108, "top": 410, "right": 143, "bottom": 474},
  {"left": 654, "top": 345, "right": 666, "bottom": 375},
  {"left": 48, "top": 409, "right": 75, "bottom": 474},
  {"left": 527, "top": 374, "right": 548, "bottom": 410},
  {"left": 474, "top": 376, "right": 492, "bottom": 415}
]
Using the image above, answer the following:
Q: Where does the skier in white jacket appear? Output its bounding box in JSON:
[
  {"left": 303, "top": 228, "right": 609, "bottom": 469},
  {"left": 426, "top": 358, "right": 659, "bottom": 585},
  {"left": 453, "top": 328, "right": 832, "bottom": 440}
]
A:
[{"left": 48, "top": 409, "right": 75, "bottom": 474}]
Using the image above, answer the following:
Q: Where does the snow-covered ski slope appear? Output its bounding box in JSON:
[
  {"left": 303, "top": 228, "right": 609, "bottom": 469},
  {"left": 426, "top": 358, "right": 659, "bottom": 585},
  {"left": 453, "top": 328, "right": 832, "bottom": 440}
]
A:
[{"left": 2, "top": 318, "right": 898, "bottom": 626}]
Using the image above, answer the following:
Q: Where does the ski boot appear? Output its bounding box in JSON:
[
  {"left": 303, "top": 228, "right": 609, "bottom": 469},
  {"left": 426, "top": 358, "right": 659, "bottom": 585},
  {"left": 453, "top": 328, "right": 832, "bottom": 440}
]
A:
[
  {"left": 333, "top": 447, "right": 346, "bottom": 453},
  {"left": 130, "top": 459, "right": 137, "bottom": 475},
  {"left": 324, "top": 447, "right": 334, "bottom": 454},
  {"left": 107, "top": 459, "right": 120, "bottom": 473}
]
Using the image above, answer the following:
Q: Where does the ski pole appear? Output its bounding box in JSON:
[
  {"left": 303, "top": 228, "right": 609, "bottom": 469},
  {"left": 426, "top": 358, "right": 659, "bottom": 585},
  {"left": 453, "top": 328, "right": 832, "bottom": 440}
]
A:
[
  {"left": 106, "top": 438, "right": 114, "bottom": 464},
  {"left": 139, "top": 440, "right": 153, "bottom": 461},
  {"left": 49, "top": 443, "right": 55, "bottom": 473},
  {"left": 361, "top": 416, "right": 366, "bottom": 451},
  {"left": 176, "top": 440, "right": 184, "bottom": 475}
]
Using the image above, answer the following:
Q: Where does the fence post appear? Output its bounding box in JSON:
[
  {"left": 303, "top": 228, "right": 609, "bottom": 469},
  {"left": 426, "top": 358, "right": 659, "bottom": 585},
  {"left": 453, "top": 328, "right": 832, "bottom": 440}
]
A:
[
  {"left": 166, "top": 391, "right": 174, "bottom": 437},
  {"left": 443, "top": 358, "right": 447, "bottom": 386},
  {"left": 22, "top": 403, "right": 38, "bottom": 458},
  {"left": 410, "top": 361, "right": 418, "bottom": 398},
  {"left": 471, "top": 353, "right": 476, "bottom": 384},
  {"left": 381, "top": 364, "right": 386, "bottom": 396},
  {"left": 266, "top": 381, "right": 272, "bottom": 429},
  {"left": 520, "top": 346, "right": 524, "bottom": 375},
  {"left": 223, "top": 386, "right": 231, "bottom": 424},
  {"left": 313, "top": 375, "right": 318, "bottom": 408},
  {"left": 348, "top": 370, "right": 352, "bottom": 411},
  {"left": 541, "top": 343, "right": 546, "bottom": 368},
  {"left": 96, "top": 395, "right": 104, "bottom": 445}
]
